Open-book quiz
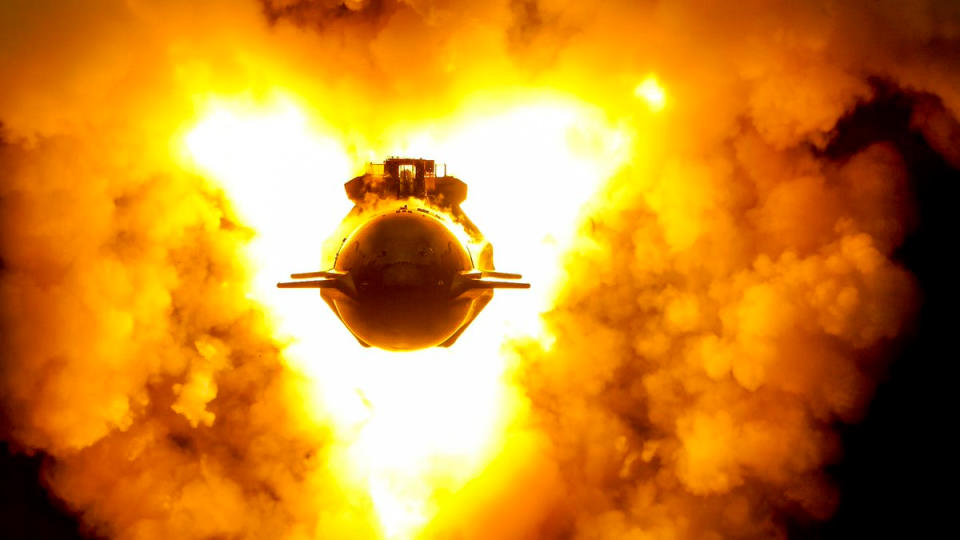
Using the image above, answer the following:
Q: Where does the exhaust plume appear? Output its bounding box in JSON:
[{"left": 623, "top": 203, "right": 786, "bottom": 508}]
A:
[{"left": 1, "top": 1, "right": 949, "bottom": 538}]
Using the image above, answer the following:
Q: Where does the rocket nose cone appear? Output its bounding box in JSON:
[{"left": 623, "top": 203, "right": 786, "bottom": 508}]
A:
[
  {"left": 336, "top": 211, "right": 472, "bottom": 273},
  {"left": 333, "top": 295, "right": 475, "bottom": 351},
  {"left": 336, "top": 210, "right": 472, "bottom": 294},
  {"left": 381, "top": 262, "right": 430, "bottom": 288},
  {"left": 328, "top": 208, "right": 477, "bottom": 350}
]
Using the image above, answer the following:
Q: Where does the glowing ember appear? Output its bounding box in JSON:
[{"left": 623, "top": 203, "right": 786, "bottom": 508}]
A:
[{"left": 634, "top": 75, "right": 667, "bottom": 112}]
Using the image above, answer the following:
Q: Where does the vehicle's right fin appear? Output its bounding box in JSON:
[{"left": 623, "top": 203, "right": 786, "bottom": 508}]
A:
[
  {"left": 458, "top": 270, "right": 524, "bottom": 280},
  {"left": 450, "top": 270, "right": 529, "bottom": 298}
]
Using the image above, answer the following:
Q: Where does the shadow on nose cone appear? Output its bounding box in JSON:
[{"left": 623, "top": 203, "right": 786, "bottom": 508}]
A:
[{"left": 325, "top": 211, "right": 476, "bottom": 350}]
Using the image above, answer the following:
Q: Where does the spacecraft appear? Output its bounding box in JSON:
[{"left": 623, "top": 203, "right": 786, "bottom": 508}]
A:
[{"left": 278, "top": 158, "right": 528, "bottom": 351}]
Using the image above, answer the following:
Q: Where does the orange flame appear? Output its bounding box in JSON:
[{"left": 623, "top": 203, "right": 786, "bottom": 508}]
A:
[{"left": 0, "top": 2, "right": 934, "bottom": 539}]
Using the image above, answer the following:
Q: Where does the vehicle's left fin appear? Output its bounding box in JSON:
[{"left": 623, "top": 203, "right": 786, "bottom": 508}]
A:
[
  {"left": 288, "top": 270, "right": 348, "bottom": 279},
  {"left": 277, "top": 270, "right": 357, "bottom": 297}
]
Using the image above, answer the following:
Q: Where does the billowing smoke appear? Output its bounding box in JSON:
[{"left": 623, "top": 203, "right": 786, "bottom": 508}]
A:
[{"left": 1, "top": 1, "right": 953, "bottom": 539}]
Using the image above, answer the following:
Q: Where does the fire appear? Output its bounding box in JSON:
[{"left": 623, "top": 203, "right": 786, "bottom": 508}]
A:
[
  {"left": 1, "top": 2, "right": 936, "bottom": 539},
  {"left": 634, "top": 76, "right": 667, "bottom": 112},
  {"left": 181, "top": 91, "right": 630, "bottom": 538}
]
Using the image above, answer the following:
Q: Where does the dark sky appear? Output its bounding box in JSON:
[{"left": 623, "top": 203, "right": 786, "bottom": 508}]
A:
[{"left": 788, "top": 86, "right": 952, "bottom": 539}]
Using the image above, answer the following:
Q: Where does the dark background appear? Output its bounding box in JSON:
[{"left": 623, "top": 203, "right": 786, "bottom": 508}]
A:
[
  {"left": 0, "top": 86, "right": 952, "bottom": 539},
  {"left": 787, "top": 86, "right": 952, "bottom": 539}
]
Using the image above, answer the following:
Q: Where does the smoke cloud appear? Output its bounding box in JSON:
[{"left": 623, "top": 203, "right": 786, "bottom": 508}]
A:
[{"left": 1, "top": 0, "right": 951, "bottom": 538}]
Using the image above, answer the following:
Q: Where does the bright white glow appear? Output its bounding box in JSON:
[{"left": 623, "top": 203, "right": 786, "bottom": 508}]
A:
[
  {"left": 635, "top": 75, "right": 667, "bottom": 112},
  {"left": 180, "top": 91, "right": 630, "bottom": 539}
]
